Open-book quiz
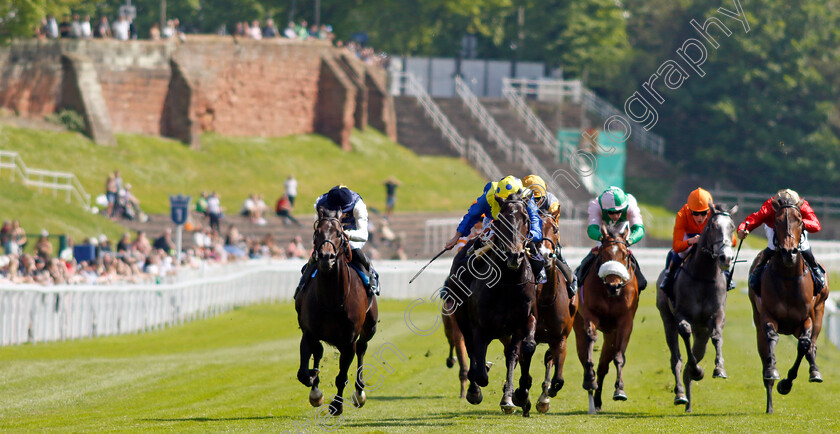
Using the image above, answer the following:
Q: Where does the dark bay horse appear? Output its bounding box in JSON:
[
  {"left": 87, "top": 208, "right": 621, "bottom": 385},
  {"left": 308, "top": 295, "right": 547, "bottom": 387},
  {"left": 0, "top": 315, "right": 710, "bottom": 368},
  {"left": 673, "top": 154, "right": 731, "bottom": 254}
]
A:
[
  {"left": 748, "top": 196, "right": 829, "bottom": 414},
  {"left": 453, "top": 192, "right": 538, "bottom": 416},
  {"left": 655, "top": 204, "right": 737, "bottom": 412},
  {"left": 534, "top": 209, "right": 578, "bottom": 413},
  {"left": 574, "top": 222, "right": 640, "bottom": 414},
  {"left": 295, "top": 207, "right": 378, "bottom": 416}
]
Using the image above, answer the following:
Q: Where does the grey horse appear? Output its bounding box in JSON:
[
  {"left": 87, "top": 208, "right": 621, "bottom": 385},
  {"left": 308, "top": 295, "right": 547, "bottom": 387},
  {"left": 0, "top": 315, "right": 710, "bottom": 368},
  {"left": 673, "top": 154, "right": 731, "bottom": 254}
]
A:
[{"left": 656, "top": 203, "right": 737, "bottom": 413}]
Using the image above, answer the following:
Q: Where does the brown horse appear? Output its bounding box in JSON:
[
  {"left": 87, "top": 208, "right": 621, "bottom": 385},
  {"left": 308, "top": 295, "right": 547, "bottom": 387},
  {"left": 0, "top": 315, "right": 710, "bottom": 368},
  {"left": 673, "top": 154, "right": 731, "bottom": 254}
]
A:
[
  {"left": 453, "top": 192, "right": 538, "bottom": 416},
  {"left": 534, "top": 209, "right": 578, "bottom": 413},
  {"left": 442, "top": 296, "right": 469, "bottom": 398},
  {"left": 295, "top": 207, "right": 378, "bottom": 416},
  {"left": 574, "top": 222, "right": 640, "bottom": 414},
  {"left": 655, "top": 204, "right": 737, "bottom": 412},
  {"left": 748, "top": 196, "right": 829, "bottom": 414}
]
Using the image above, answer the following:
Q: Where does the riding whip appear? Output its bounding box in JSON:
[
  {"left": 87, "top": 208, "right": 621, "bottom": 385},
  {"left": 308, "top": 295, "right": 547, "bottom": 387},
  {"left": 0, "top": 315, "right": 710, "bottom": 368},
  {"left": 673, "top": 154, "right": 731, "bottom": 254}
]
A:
[
  {"left": 409, "top": 247, "right": 450, "bottom": 284},
  {"left": 727, "top": 238, "right": 744, "bottom": 290}
]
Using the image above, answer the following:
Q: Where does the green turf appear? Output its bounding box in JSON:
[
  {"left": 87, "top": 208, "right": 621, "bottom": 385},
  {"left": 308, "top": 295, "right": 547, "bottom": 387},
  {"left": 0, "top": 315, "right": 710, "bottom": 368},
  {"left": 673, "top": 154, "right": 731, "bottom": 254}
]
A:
[
  {"left": 1, "top": 283, "right": 838, "bottom": 432},
  {"left": 0, "top": 125, "right": 486, "bottom": 216}
]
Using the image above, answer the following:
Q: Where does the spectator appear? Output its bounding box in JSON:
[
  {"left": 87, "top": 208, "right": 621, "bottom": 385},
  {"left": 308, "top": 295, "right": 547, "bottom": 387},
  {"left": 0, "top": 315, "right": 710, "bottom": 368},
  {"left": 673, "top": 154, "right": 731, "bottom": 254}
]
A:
[
  {"left": 207, "top": 192, "right": 223, "bottom": 233},
  {"left": 249, "top": 20, "right": 263, "bottom": 39},
  {"left": 59, "top": 15, "right": 72, "bottom": 38},
  {"left": 383, "top": 176, "right": 402, "bottom": 220},
  {"left": 195, "top": 191, "right": 209, "bottom": 217},
  {"left": 105, "top": 173, "right": 118, "bottom": 218},
  {"left": 150, "top": 22, "right": 161, "bottom": 40},
  {"left": 0, "top": 221, "right": 14, "bottom": 255},
  {"left": 284, "top": 174, "right": 298, "bottom": 206},
  {"left": 97, "top": 234, "right": 112, "bottom": 255},
  {"left": 224, "top": 225, "right": 247, "bottom": 258},
  {"left": 240, "top": 194, "right": 256, "bottom": 218},
  {"left": 286, "top": 235, "right": 307, "bottom": 259},
  {"left": 80, "top": 15, "right": 92, "bottom": 39},
  {"left": 112, "top": 15, "right": 130, "bottom": 41},
  {"left": 255, "top": 194, "right": 268, "bottom": 225},
  {"left": 162, "top": 19, "right": 175, "bottom": 39},
  {"left": 71, "top": 14, "right": 82, "bottom": 38},
  {"left": 274, "top": 194, "right": 300, "bottom": 226},
  {"left": 296, "top": 20, "right": 309, "bottom": 40},
  {"left": 283, "top": 21, "right": 297, "bottom": 39},
  {"left": 116, "top": 232, "right": 132, "bottom": 254},
  {"left": 12, "top": 220, "right": 26, "bottom": 253},
  {"left": 153, "top": 228, "right": 176, "bottom": 253},
  {"left": 235, "top": 22, "right": 245, "bottom": 37},
  {"left": 45, "top": 15, "right": 59, "bottom": 39},
  {"left": 132, "top": 230, "right": 152, "bottom": 256},
  {"left": 95, "top": 16, "right": 111, "bottom": 38},
  {"left": 263, "top": 18, "right": 279, "bottom": 38},
  {"left": 35, "top": 230, "right": 52, "bottom": 261}
]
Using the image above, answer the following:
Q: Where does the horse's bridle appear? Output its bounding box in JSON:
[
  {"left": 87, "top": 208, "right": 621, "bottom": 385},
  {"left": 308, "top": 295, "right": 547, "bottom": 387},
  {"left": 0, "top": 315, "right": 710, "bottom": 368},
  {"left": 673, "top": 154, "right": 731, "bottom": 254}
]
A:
[
  {"left": 773, "top": 204, "right": 803, "bottom": 251},
  {"left": 598, "top": 238, "right": 632, "bottom": 286},
  {"left": 699, "top": 211, "right": 733, "bottom": 259},
  {"left": 314, "top": 217, "right": 350, "bottom": 260}
]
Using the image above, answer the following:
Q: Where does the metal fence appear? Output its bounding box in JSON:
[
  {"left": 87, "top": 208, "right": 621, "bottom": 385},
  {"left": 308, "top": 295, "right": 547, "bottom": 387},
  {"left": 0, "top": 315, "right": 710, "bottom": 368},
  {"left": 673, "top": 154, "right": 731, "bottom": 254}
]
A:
[{"left": 0, "top": 150, "right": 91, "bottom": 209}]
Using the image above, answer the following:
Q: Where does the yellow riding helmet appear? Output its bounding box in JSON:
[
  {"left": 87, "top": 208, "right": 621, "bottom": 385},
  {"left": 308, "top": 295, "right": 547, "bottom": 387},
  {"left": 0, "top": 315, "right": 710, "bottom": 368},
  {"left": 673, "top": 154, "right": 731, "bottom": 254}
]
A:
[
  {"left": 495, "top": 175, "right": 524, "bottom": 199},
  {"left": 522, "top": 175, "right": 547, "bottom": 198},
  {"left": 687, "top": 187, "right": 713, "bottom": 212}
]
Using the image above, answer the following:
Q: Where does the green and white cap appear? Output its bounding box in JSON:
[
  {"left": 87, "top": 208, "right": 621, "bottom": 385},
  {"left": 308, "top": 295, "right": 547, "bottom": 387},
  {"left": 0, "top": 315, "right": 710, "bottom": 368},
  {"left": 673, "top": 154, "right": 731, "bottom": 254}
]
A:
[{"left": 599, "top": 186, "right": 629, "bottom": 211}]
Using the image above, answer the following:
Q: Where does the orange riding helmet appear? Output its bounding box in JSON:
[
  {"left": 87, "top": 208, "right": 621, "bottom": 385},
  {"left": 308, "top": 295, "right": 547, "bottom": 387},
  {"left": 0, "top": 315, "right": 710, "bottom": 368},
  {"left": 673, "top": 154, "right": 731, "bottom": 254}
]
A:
[{"left": 687, "top": 187, "right": 713, "bottom": 212}]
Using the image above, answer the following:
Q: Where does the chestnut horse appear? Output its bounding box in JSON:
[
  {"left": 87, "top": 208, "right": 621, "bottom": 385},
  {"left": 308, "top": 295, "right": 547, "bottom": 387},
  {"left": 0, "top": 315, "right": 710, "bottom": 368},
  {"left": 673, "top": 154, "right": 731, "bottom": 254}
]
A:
[
  {"left": 574, "top": 222, "right": 640, "bottom": 414},
  {"left": 295, "top": 207, "right": 378, "bottom": 416},
  {"left": 453, "top": 192, "right": 538, "bottom": 416},
  {"left": 655, "top": 204, "right": 737, "bottom": 412},
  {"left": 534, "top": 209, "right": 578, "bottom": 413},
  {"left": 748, "top": 196, "right": 829, "bottom": 414}
]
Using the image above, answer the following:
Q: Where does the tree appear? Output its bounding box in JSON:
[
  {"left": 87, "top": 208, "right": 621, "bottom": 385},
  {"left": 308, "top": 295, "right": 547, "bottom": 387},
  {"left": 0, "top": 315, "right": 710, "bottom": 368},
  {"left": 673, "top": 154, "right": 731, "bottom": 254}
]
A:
[{"left": 0, "top": 0, "right": 84, "bottom": 43}]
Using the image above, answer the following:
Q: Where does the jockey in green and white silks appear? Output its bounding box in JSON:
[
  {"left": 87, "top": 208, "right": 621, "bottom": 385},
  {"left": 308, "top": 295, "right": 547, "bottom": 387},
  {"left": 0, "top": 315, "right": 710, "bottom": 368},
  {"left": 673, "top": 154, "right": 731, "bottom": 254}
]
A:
[{"left": 575, "top": 186, "right": 648, "bottom": 290}]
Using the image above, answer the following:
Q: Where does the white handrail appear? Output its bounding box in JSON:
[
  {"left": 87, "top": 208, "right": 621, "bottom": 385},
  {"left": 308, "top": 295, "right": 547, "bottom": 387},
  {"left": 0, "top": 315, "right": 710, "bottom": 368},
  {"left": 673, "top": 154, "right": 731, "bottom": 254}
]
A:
[
  {"left": 391, "top": 71, "right": 465, "bottom": 156},
  {"left": 514, "top": 139, "right": 574, "bottom": 217},
  {"left": 0, "top": 150, "right": 91, "bottom": 209},
  {"left": 455, "top": 76, "right": 513, "bottom": 161},
  {"left": 581, "top": 88, "right": 665, "bottom": 157},
  {"left": 391, "top": 71, "right": 504, "bottom": 181},
  {"left": 502, "top": 82, "right": 563, "bottom": 161}
]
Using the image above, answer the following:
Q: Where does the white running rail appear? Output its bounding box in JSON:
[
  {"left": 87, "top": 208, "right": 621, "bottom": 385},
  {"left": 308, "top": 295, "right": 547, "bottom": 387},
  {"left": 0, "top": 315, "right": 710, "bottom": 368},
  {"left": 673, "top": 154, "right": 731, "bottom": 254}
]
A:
[
  {"left": 392, "top": 71, "right": 502, "bottom": 181},
  {"left": 0, "top": 260, "right": 296, "bottom": 346},
  {"left": 0, "top": 150, "right": 91, "bottom": 209},
  {"left": 455, "top": 76, "right": 514, "bottom": 161}
]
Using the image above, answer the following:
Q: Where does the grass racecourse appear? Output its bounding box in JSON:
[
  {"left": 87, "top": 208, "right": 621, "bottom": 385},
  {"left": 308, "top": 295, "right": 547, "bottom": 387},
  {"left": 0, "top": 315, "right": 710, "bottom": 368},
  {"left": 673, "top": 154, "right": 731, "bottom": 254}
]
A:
[{"left": 1, "top": 286, "right": 838, "bottom": 432}]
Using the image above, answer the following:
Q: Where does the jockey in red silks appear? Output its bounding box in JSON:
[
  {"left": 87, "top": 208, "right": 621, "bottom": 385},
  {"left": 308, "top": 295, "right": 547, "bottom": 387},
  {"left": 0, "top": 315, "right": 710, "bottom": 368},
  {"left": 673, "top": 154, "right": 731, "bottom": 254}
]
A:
[{"left": 737, "top": 188, "right": 825, "bottom": 294}]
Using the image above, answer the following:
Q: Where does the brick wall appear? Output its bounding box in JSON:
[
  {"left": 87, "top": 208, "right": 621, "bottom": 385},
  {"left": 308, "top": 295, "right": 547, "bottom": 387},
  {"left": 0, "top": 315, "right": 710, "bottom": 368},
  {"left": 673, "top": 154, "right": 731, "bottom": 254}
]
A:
[{"left": 0, "top": 38, "right": 394, "bottom": 150}]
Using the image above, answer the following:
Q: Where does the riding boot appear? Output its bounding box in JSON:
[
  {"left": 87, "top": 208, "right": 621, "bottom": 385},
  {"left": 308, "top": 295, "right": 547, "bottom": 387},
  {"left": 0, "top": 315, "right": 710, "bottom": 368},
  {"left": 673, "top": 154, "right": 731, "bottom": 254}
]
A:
[
  {"left": 659, "top": 251, "right": 682, "bottom": 301},
  {"left": 801, "top": 248, "right": 826, "bottom": 294},
  {"left": 555, "top": 246, "right": 578, "bottom": 298},
  {"left": 630, "top": 253, "right": 647, "bottom": 291},
  {"left": 528, "top": 242, "right": 547, "bottom": 285},
  {"left": 575, "top": 251, "right": 597, "bottom": 290},
  {"left": 722, "top": 270, "right": 735, "bottom": 291},
  {"left": 749, "top": 247, "right": 773, "bottom": 296},
  {"left": 294, "top": 256, "right": 317, "bottom": 299},
  {"left": 351, "top": 248, "right": 380, "bottom": 296}
]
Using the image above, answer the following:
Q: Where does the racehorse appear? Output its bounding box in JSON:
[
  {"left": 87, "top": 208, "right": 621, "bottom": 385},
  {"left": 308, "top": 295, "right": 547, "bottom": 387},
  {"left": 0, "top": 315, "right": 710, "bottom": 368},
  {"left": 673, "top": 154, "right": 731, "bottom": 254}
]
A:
[
  {"left": 453, "top": 192, "right": 538, "bottom": 416},
  {"left": 573, "top": 222, "right": 640, "bottom": 414},
  {"left": 533, "top": 209, "right": 578, "bottom": 413},
  {"left": 655, "top": 204, "right": 737, "bottom": 412},
  {"left": 748, "top": 195, "right": 829, "bottom": 414},
  {"left": 442, "top": 298, "right": 469, "bottom": 398},
  {"left": 295, "top": 207, "right": 378, "bottom": 416}
]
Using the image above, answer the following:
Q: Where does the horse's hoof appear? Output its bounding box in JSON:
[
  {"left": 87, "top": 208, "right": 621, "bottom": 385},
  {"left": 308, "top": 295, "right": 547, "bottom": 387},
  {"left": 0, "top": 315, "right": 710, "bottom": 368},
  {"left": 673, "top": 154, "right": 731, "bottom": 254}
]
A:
[
  {"left": 536, "top": 397, "right": 550, "bottom": 414},
  {"left": 777, "top": 379, "right": 792, "bottom": 395},
  {"left": 685, "top": 406, "right": 693, "bottom": 414},
  {"left": 713, "top": 367, "right": 727, "bottom": 379},
  {"left": 522, "top": 400, "right": 531, "bottom": 418},
  {"left": 328, "top": 400, "right": 343, "bottom": 416},
  {"left": 309, "top": 388, "right": 324, "bottom": 407},
  {"left": 352, "top": 390, "right": 366, "bottom": 408},
  {"left": 810, "top": 371, "right": 823, "bottom": 383},
  {"left": 613, "top": 389, "right": 628, "bottom": 401},
  {"left": 764, "top": 368, "right": 780, "bottom": 380},
  {"left": 500, "top": 403, "right": 516, "bottom": 414},
  {"left": 446, "top": 357, "right": 456, "bottom": 368},
  {"left": 512, "top": 388, "right": 529, "bottom": 407},
  {"left": 549, "top": 378, "right": 564, "bottom": 397},
  {"left": 485, "top": 361, "right": 494, "bottom": 370},
  {"left": 466, "top": 388, "right": 483, "bottom": 405},
  {"left": 674, "top": 394, "right": 688, "bottom": 405}
]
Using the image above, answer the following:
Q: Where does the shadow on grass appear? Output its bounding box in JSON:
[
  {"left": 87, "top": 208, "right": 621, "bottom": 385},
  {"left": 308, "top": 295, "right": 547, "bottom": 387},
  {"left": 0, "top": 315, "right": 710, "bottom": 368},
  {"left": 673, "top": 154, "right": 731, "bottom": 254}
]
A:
[
  {"left": 372, "top": 395, "right": 446, "bottom": 401},
  {"left": 343, "top": 416, "right": 455, "bottom": 428},
  {"left": 140, "top": 416, "right": 279, "bottom": 422}
]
